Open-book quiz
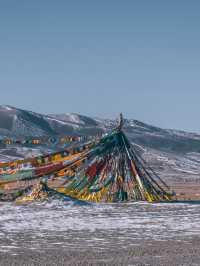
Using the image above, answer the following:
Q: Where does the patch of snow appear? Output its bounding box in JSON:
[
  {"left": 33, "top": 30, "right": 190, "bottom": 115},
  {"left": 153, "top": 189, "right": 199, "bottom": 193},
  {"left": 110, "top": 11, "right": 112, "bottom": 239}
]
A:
[
  {"left": 46, "top": 117, "right": 69, "bottom": 125},
  {"left": 2, "top": 105, "right": 13, "bottom": 111}
]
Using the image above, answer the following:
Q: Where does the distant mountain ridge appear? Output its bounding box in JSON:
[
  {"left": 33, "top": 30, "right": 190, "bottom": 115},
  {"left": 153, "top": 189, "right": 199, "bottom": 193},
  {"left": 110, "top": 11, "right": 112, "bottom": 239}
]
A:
[
  {"left": 0, "top": 105, "right": 104, "bottom": 138},
  {"left": 0, "top": 105, "right": 200, "bottom": 155}
]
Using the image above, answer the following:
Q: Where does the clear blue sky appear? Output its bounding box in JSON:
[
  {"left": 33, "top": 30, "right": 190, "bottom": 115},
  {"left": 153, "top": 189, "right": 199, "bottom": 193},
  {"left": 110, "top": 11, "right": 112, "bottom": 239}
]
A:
[{"left": 0, "top": 1, "right": 200, "bottom": 132}]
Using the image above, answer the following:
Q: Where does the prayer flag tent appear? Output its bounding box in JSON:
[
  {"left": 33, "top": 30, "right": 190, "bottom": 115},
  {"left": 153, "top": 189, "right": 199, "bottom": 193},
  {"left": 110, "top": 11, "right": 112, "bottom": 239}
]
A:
[{"left": 56, "top": 114, "right": 173, "bottom": 202}]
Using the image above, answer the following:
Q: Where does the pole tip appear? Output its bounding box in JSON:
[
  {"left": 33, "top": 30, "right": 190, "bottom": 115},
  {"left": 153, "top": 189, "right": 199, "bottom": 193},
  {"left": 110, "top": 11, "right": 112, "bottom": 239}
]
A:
[{"left": 117, "top": 113, "right": 124, "bottom": 130}]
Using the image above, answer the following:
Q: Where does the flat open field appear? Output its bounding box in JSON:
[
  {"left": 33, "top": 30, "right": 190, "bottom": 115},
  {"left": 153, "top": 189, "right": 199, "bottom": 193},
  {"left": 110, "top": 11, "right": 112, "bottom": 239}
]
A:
[
  {"left": 1, "top": 238, "right": 200, "bottom": 265},
  {"left": 1, "top": 192, "right": 200, "bottom": 266}
]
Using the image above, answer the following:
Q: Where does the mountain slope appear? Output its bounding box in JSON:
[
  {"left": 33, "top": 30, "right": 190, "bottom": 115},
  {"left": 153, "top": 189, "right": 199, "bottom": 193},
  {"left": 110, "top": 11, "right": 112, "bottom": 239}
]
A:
[
  {"left": 0, "top": 106, "right": 55, "bottom": 137},
  {"left": 0, "top": 106, "right": 103, "bottom": 137},
  {"left": 1, "top": 105, "right": 200, "bottom": 154}
]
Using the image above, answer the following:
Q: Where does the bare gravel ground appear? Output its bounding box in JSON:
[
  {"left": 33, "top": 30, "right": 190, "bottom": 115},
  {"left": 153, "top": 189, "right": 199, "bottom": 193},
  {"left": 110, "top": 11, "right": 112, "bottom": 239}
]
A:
[{"left": 0, "top": 238, "right": 200, "bottom": 266}]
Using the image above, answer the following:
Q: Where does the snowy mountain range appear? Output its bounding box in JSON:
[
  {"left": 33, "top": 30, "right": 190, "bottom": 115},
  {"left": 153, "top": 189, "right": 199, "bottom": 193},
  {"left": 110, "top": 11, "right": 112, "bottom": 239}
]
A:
[
  {"left": 0, "top": 105, "right": 200, "bottom": 181},
  {"left": 0, "top": 105, "right": 104, "bottom": 138},
  {"left": 1, "top": 105, "right": 200, "bottom": 153}
]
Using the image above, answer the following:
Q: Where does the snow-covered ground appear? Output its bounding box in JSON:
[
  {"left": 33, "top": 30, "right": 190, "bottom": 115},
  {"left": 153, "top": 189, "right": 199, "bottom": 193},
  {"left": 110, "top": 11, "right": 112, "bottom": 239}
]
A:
[
  {"left": 0, "top": 200, "right": 200, "bottom": 255},
  {"left": 141, "top": 148, "right": 200, "bottom": 181}
]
